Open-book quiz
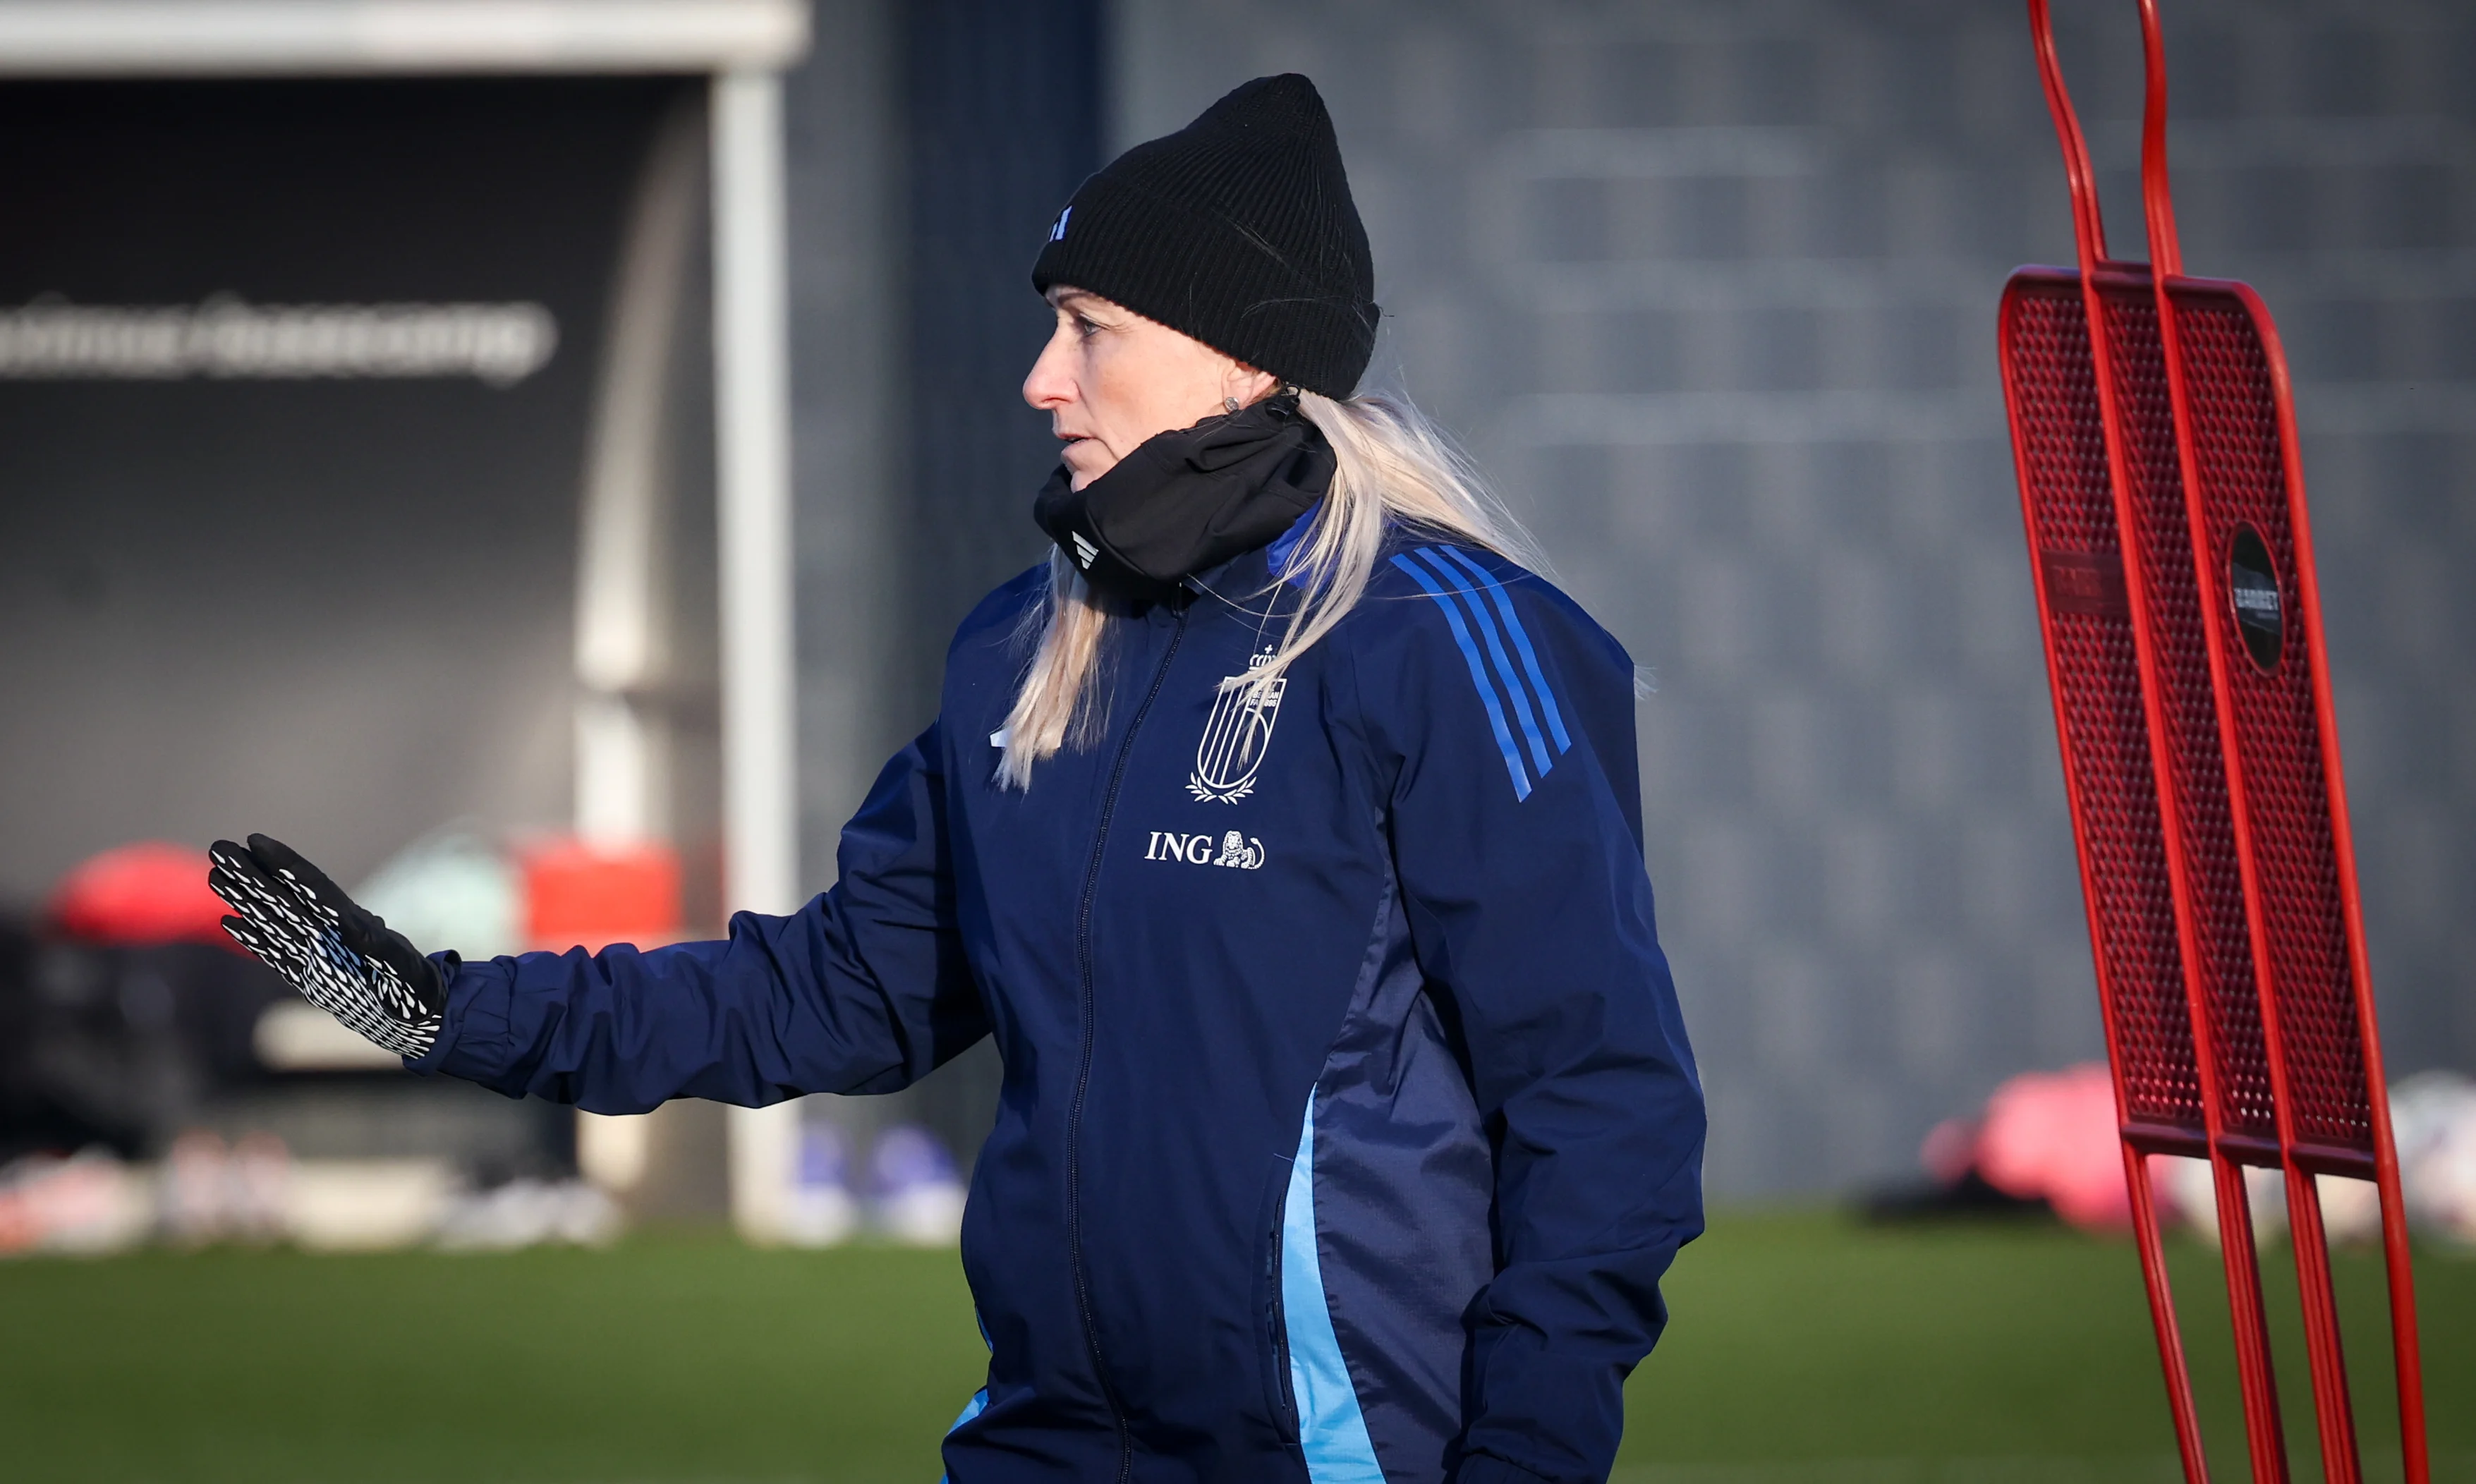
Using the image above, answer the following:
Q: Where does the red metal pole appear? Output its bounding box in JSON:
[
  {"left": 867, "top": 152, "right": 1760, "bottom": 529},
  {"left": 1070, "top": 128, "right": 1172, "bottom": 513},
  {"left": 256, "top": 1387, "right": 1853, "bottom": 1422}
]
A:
[
  {"left": 2129, "top": 1145, "right": 2214, "bottom": 1484},
  {"left": 2134, "top": 1, "right": 2427, "bottom": 1478},
  {"left": 2130, "top": 6, "right": 2342, "bottom": 1471},
  {"left": 2247, "top": 293, "right": 2432, "bottom": 1484},
  {"left": 2126, "top": 13, "right": 2305, "bottom": 1473},
  {"left": 2285, "top": 1170, "right": 2363, "bottom": 1483},
  {"left": 2025, "top": 7, "right": 2240, "bottom": 1476},
  {"left": 2027, "top": 0, "right": 2111, "bottom": 269},
  {"left": 2211, "top": 1160, "right": 2293, "bottom": 1479}
]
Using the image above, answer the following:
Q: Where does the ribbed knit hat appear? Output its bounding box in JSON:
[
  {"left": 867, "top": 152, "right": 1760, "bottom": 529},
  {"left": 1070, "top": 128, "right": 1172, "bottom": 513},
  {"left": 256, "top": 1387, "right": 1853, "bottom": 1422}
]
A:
[{"left": 1032, "top": 74, "right": 1378, "bottom": 399}]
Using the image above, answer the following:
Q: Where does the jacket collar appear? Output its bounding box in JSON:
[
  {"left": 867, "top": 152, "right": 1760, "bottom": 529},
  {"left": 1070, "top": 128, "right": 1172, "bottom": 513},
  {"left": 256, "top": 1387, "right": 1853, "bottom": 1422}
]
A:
[{"left": 1032, "top": 395, "right": 1333, "bottom": 604}]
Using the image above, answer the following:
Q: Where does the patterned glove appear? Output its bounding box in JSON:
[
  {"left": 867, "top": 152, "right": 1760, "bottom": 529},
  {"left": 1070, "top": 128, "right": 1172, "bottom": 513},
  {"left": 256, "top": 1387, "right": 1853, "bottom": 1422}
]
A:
[{"left": 209, "top": 834, "right": 447, "bottom": 1059}]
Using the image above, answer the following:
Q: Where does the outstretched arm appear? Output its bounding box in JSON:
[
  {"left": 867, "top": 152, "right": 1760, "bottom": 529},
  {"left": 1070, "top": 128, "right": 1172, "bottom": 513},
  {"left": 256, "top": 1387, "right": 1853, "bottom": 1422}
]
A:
[{"left": 216, "top": 724, "right": 987, "bottom": 1113}]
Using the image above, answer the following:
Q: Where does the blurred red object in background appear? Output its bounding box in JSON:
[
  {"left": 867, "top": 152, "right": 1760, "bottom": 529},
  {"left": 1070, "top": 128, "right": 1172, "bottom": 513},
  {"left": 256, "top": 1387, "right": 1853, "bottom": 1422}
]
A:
[
  {"left": 1975, "top": 1063, "right": 2131, "bottom": 1231},
  {"left": 47, "top": 841, "right": 234, "bottom": 948},
  {"left": 520, "top": 838, "right": 681, "bottom": 952}
]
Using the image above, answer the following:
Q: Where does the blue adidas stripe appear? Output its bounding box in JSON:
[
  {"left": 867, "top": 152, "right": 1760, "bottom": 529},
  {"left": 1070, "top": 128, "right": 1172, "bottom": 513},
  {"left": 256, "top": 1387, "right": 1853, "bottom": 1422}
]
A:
[
  {"left": 1432, "top": 545, "right": 1572, "bottom": 757},
  {"left": 947, "top": 1387, "right": 987, "bottom": 1432},
  {"left": 1283, "top": 1097, "right": 1388, "bottom": 1484},
  {"left": 935, "top": 1385, "right": 989, "bottom": 1483},
  {"left": 1411, "top": 547, "right": 1553, "bottom": 777},
  {"left": 1390, "top": 553, "right": 1531, "bottom": 800}
]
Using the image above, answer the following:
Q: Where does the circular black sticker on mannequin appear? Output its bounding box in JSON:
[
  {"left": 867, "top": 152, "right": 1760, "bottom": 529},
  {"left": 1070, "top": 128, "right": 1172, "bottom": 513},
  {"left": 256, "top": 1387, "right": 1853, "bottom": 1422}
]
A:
[{"left": 2226, "top": 524, "right": 2283, "bottom": 673}]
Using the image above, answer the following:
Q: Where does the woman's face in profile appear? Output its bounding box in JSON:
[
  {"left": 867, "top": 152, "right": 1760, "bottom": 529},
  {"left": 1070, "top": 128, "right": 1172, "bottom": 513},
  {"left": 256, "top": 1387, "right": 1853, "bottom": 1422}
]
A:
[{"left": 1023, "top": 286, "right": 1275, "bottom": 489}]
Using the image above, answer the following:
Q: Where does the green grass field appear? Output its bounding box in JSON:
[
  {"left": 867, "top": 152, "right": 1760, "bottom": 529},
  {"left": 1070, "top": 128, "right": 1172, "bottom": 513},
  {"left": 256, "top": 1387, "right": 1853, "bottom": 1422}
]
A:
[{"left": 2, "top": 1212, "right": 2466, "bottom": 1483}]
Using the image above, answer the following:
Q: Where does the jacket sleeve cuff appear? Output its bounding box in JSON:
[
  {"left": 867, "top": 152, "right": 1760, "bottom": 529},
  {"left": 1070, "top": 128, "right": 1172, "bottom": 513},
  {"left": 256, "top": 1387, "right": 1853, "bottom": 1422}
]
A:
[
  {"left": 1454, "top": 1454, "right": 1558, "bottom": 1484},
  {"left": 401, "top": 951, "right": 513, "bottom": 1085}
]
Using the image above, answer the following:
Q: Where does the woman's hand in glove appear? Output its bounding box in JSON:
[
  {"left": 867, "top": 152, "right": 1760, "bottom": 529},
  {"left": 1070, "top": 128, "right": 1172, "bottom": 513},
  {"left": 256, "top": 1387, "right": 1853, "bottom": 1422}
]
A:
[{"left": 208, "top": 834, "right": 448, "bottom": 1059}]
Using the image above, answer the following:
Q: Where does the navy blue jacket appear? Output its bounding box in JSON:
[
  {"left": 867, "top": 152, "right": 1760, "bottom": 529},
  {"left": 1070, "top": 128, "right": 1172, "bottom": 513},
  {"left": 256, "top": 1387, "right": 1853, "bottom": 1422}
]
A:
[{"left": 413, "top": 527, "right": 1704, "bottom": 1484}]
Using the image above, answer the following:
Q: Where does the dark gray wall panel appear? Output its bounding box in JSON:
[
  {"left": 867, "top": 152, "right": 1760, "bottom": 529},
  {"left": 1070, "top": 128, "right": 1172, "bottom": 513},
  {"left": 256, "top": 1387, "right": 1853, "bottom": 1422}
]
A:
[
  {"left": 785, "top": 1, "right": 1103, "bottom": 1168},
  {"left": 896, "top": 0, "right": 1107, "bottom": 729}
]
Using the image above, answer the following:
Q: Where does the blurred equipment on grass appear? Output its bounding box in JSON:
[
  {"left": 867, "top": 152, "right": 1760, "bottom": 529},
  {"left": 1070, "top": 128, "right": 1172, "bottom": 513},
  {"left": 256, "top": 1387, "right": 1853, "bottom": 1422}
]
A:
[
  {"left": 433, "top": 1176, "right": 621, "bottom": 1252},
  {"left": 1, "top": 1132, "right": 621, "bottom": 1255},
  {"left": 1970, "top": 1063, "right": 2130, "bottom": 1230},
  {"left": 0, "top": 1147, "right": 151, "bottom": 1255},
  {"left": 866, "top": 1124, "right": 964, "bottom": 1248},
  {"left": 3, "top": 836, "right": 601, "bottom": 1255},
  {"left": 1879, "top": 1064, "right": 2476, "bottom": 1254},
  {"left": 2391, "top": 1074, "right": 2476, "bottom": 1248},
  {"left": 777, "top": 1119, "right": 966, "bottom": 1248},
  {"left": 783, "top": 1118, "right": 858, "bottom": 1247}
]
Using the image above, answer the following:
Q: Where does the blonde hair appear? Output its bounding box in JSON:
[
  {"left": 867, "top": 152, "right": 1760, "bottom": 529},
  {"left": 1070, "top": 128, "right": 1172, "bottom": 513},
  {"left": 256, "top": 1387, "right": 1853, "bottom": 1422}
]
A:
[{"left": 996, "top": 389, "right": 1542, "bottom": 789}]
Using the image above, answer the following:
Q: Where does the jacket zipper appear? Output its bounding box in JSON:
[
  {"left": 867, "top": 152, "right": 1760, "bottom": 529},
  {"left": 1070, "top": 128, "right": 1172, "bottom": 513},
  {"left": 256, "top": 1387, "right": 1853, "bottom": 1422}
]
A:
[{"left": 1067, "top": 607, "right": 1187, "bottom": 1484}]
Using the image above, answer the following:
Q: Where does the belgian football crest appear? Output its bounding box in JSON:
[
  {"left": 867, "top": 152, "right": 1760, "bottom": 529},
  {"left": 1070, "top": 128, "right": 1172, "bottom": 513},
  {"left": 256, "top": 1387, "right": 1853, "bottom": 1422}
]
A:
[{"left": 1189, "top": 649, "right": 1285, "bottom": 803}]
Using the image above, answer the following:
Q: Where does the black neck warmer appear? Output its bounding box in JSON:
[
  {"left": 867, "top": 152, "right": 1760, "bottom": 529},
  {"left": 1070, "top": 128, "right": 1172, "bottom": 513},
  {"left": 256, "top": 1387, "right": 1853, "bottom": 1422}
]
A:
[{"left": 1033, "top": 394, "right": 1334, "bottom": 604}]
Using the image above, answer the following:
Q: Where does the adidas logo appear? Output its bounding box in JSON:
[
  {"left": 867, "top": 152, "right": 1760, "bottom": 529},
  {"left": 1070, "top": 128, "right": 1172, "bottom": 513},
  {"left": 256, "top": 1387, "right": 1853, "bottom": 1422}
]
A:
[
  {"left": 1071, "top": 532, "right": 1098, "bottom": 568},
  {"left": 1048, "top": 206, "right": 1072, "bottom": 243}
]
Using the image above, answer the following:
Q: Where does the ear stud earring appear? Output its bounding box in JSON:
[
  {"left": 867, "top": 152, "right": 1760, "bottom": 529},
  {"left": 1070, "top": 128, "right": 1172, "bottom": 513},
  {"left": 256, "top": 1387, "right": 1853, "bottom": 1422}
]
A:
[{"left": 1223, "top": 396, "right": 1242, "bottom": 413}]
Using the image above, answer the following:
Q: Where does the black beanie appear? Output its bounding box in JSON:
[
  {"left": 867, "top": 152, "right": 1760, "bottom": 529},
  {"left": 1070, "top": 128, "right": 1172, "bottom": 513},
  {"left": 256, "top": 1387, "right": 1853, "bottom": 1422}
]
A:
[{"left": 1031, "top": 74, "right": 1378, "bottom": 399}]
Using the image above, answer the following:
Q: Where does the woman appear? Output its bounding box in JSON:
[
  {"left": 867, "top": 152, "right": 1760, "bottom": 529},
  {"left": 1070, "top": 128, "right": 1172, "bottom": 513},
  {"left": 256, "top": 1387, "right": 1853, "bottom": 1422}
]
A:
[{"left": 210, "top": 75, "right": 1702, "bottom": 1484}]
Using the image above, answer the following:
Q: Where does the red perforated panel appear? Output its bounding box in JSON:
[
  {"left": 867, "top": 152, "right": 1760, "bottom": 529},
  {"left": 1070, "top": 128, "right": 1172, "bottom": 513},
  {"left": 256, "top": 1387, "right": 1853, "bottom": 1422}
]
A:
[
  {"left": 2167, "top": 282, "right": 2375, "bottom": 1157},
  {"left": 1998, "top": 273, "right": 2201, "bottom": 1136},
  {"left": 2088, "top": 276, "right": 2283, "bottom": 1148}
]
